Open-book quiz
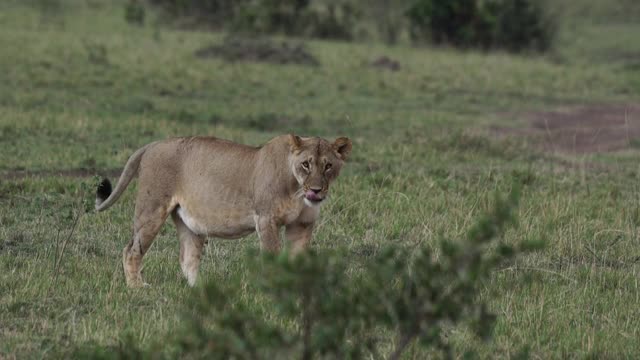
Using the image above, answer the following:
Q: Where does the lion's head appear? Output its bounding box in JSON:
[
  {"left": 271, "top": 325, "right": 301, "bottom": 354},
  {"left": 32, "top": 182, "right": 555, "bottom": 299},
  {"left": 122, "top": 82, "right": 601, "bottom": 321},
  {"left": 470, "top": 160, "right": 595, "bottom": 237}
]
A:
[{"left": 288, "top": 134, "right": 352, "bottom": 207}]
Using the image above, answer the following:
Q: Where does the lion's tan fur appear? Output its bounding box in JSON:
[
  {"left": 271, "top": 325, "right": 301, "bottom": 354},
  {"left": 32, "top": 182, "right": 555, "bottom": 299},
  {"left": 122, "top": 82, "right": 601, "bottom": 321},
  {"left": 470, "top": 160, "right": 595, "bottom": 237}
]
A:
[{"left": 96, "top": 134, "right": 351, "bottom": 287}]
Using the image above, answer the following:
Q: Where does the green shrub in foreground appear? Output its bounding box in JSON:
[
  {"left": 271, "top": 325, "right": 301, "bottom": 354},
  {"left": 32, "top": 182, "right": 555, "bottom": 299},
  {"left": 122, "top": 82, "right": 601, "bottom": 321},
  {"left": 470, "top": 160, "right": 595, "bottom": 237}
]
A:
[{"left": 78, "top": 184, "right": 541, "bottom": 358}]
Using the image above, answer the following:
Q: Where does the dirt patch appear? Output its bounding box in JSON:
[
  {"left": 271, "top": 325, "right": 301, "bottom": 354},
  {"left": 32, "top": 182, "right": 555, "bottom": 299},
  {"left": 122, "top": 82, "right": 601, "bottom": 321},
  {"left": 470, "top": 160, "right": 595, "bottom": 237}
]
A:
[
  {"left": 369, "top": 56, "right": 400, "bottom": 71},
  {"left": 0, "top": 168, "right": 121, "bottom": 181},
  {"left": 234, "top": 113, "right": 313, "bottom": 132},
  {"left": 493, "top": 104, "right": 640, "bottom": 154},
  {"left": 195, "top": 36, "right": 319, "bottom": 66}
]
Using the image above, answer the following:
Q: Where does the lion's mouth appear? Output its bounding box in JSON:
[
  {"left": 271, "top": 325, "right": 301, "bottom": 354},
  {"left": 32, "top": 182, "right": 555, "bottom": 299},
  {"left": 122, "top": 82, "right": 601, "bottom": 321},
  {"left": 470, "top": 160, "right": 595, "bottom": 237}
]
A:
[{"left": 304, "top": 191, "right": 324, "bottom": 203}]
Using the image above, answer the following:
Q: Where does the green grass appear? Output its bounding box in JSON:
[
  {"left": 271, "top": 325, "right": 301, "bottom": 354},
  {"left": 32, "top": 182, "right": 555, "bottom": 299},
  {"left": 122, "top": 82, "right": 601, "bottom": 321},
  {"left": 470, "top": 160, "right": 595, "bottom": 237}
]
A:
[{"left": 1, "top": 0, "right": 640, "bottom": 358}]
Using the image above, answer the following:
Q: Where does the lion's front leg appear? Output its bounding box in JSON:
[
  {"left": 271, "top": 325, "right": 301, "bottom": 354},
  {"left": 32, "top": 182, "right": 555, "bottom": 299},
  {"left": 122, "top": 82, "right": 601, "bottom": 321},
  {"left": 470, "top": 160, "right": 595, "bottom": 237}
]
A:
[
  {"left": 285, "top": 205, "right": 319, "bottom": 254},
  {"left": 255, "top": 216, "right": 281, "bottom": 252},
  {"left": 285, "top": 221, "right": 314, "bottom": 254}
]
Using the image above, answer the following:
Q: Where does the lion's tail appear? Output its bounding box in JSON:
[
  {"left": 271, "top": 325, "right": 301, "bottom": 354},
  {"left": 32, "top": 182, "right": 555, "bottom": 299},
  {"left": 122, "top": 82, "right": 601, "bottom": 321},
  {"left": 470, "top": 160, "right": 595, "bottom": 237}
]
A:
[{"left": 95, "top": 143, "right": 153, "bottom": 212}]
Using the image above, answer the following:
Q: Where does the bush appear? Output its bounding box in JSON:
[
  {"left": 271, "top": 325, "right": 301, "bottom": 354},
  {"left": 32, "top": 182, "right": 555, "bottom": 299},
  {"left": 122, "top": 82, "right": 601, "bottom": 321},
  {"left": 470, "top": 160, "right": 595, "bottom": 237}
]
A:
[
  {"left": 124, "top": 0, "right": 146, "bottom": 26},
  {"left": 148, "top": 0, "right": 359, "bottom": 40},
  {"left": 495, "top": 0, "right": 555, "bottom": 52},
  {"left": 406, "top": 0, "right": 555, "bottom": 52},
  {"left": 78, "top": 183, "right": 543, "bottom": 358},
  {"left": 367, "top": 0, "right": 411, "bottom": 45},
  {"left": 303, "top": 0, "right": 360, "bottom": 40},
  {"left": 149, "top": 0, "right": 242, "bottom": 28}
]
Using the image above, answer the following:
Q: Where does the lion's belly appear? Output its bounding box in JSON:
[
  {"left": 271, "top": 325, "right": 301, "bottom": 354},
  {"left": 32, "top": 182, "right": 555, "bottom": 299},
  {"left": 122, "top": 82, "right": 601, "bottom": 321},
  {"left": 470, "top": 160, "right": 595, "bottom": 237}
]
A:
[{"left": 177, "top": 206, "right": 255, "bottom": 239}]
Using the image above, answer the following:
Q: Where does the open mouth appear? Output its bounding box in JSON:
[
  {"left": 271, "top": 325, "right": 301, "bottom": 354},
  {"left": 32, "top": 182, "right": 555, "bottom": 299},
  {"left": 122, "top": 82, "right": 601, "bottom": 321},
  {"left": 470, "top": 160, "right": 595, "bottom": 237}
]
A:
[
  {"left": 305, "top": 195, "right": 324, "bottom": 203},
  {"left": 304, "top": 191, "right": 324, "bottom": 204},
  {"left": 304, "top": 189, "right": 325, "bottom": 206}
]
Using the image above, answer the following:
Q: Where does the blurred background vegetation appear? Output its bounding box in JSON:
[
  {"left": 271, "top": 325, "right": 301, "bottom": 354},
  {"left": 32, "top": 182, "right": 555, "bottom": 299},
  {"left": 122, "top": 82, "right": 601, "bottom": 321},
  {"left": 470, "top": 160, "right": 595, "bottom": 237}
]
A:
[{"left": 131, "top": 0, "right": 556, "bottom": 51}]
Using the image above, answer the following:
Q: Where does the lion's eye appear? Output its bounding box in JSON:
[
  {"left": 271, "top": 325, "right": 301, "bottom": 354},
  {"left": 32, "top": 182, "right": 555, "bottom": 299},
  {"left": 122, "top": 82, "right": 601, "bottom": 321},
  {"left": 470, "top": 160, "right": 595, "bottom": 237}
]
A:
[
  {"left": 325, "top": 163, "right": 332, "bottom": 171},
  {"left": 302, "top": 161, "right": 310, "bottom": 169}
]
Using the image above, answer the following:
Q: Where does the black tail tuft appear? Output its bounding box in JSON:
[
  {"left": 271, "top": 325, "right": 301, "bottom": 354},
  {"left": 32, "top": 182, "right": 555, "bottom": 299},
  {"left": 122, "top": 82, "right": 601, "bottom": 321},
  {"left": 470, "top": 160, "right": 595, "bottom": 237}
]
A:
[{"left": 96, "top": 178, "right": 112, "bottom": 204}]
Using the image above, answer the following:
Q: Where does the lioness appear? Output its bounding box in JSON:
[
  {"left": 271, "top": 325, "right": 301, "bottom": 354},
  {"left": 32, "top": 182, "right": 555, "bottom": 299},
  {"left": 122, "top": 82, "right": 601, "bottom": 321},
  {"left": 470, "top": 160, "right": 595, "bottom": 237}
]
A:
[{"left": 95, "top": 134, "right": 351, "bottom": 287}]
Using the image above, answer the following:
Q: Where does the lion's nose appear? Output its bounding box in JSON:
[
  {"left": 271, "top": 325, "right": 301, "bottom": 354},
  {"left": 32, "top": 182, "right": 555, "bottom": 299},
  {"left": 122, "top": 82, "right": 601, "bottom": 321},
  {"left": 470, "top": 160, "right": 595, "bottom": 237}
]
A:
[{"left": 310, "top": 187, "right": 322, "bottom": 194}]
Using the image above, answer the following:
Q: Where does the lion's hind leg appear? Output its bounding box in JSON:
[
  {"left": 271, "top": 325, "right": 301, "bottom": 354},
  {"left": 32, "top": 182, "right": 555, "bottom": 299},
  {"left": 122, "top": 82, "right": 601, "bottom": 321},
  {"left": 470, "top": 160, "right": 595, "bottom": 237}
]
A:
[
  {"left": 171, "top": 210, "right": 206, "bottom": 287},
  {"left": 124, "top": 199, "right": 174, "bottom": 288}
]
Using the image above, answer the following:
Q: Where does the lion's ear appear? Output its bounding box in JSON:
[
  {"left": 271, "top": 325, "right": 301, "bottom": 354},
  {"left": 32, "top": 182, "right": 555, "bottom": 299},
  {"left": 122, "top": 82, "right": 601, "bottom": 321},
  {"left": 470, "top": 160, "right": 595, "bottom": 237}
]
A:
[
  {"left": 333, "top": 137, "right": 352, "bottom": 160},
  {"left": 289, "top": 134, "right": 302, "bottom": 150}
]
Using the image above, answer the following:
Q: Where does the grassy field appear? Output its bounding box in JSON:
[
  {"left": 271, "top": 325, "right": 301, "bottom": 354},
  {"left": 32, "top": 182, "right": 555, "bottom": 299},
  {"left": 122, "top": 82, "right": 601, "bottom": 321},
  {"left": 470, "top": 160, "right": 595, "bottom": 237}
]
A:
[{"left": 1, "top": 0, "right": 640, "bottom": 358}]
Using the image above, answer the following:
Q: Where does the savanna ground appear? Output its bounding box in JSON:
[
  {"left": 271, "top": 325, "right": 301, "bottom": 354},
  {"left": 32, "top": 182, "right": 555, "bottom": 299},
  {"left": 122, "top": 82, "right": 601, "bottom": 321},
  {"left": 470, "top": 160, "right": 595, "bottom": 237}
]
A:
[{"left": 1, "top": 0, "right": 640, "bottom": 358}]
